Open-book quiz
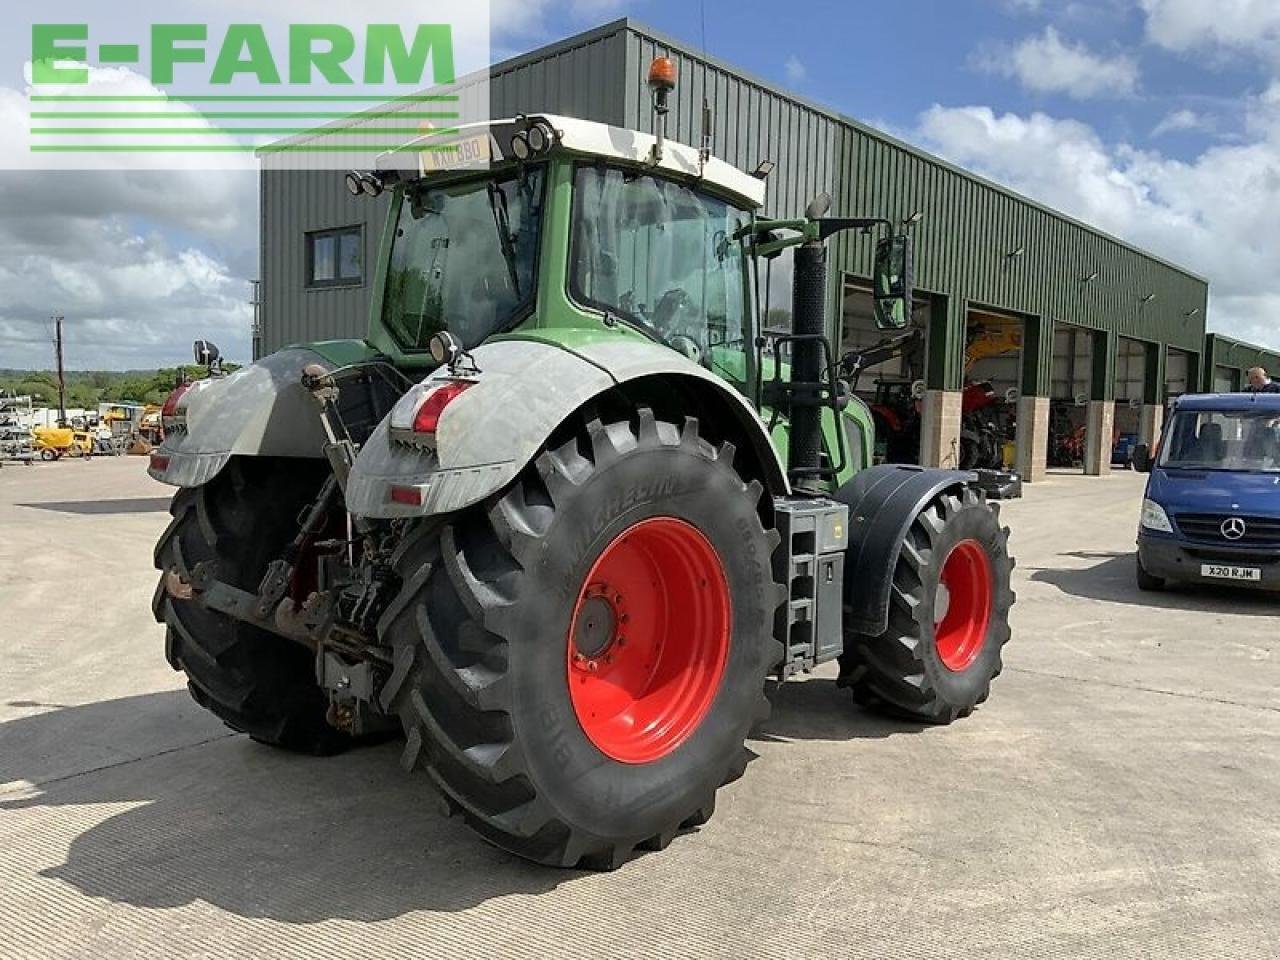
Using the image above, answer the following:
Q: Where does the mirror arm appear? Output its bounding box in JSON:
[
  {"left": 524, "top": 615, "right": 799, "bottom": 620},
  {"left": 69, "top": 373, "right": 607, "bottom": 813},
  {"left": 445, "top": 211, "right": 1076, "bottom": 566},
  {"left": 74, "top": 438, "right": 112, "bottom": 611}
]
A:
[
  {"left": 753, "top": 233, "right": 806, "bottom": 259},
  {"left": 817, "top": 217, "right": 892, "bottom": 241},
  {"left": 740, "top": 214, "right": 896, "bottom": 256}
]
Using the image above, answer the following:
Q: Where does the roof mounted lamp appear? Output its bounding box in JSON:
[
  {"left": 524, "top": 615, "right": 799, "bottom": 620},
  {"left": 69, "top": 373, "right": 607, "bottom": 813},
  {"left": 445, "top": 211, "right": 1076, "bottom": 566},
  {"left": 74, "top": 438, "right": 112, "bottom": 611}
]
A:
[
  {"left": 344, "top": 170, "right": 384, "bottom": 199},
  {"left": 648, "top": 56, "right": 677, "bottom": 164}
]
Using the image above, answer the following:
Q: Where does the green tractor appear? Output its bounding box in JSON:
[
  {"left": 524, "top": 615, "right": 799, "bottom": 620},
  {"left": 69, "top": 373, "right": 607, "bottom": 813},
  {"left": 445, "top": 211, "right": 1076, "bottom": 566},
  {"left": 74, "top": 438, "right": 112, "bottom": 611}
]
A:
[{"left": 150, "top": 62, "right": 1013, "bottom": 869}]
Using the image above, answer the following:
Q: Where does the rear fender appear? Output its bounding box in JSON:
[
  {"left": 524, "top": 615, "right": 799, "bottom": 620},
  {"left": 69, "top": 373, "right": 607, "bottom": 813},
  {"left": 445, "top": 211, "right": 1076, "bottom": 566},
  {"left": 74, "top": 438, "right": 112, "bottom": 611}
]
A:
[
  {"left": 345, "top": 337, "right": 788, "bottom": 519},
  {"left": 148, "top": 347, "right": 337, "bottom": 488},
  {"left": 834, "top": 464, "right": 976, "bottom": 636}
]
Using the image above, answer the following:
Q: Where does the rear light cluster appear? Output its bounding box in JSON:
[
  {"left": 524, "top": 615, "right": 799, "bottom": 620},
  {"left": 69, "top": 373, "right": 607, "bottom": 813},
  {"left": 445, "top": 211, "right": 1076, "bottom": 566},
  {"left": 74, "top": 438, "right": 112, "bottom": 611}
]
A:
[
  {"left": 161, "top": 382, "right": 193, "bottom": 432},
  {"left": 413, "top": 381, "right": 473, "bottom": 433},
  {"left": 390, "top": 379, "right": 475, "bottom": 446}
]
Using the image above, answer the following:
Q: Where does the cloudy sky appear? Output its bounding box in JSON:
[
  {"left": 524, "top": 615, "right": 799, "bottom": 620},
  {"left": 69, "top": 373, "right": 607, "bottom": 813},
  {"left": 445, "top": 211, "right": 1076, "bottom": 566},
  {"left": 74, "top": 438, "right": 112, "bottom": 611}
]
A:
[{"left": 1, "top": 0, "right": 1277, "bottom": 369}]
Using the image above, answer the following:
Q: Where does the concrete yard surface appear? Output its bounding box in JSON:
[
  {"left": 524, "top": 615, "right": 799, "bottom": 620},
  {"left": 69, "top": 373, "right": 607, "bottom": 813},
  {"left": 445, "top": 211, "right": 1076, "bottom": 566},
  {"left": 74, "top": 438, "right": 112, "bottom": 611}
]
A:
[{"left": 1, "top": 457, "right": 1277, "bottom": 959}]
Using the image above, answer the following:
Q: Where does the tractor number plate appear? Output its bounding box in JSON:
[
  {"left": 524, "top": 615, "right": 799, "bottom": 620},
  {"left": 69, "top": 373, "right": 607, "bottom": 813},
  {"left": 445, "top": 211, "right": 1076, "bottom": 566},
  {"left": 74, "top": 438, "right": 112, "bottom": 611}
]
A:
[
  {"left": 1200, "top": 564, "right": 1261, "bottom": 582},
  {"left": 419, "top": 134, "right": 493, "bottom": 174}
]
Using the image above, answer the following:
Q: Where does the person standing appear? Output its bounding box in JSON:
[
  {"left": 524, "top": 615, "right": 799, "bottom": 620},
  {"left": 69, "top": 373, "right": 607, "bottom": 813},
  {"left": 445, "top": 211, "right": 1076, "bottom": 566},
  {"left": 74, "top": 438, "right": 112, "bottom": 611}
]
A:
[{"left": 1246, "top": 367, "right": 1280, "bottom": 393}]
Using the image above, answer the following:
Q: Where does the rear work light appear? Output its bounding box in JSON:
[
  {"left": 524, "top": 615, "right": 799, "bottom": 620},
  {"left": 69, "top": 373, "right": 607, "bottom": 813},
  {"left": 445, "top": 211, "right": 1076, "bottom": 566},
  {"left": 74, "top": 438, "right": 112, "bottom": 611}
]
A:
[{"left": 411, "top": 380, "right": 474, "bottom": 435}]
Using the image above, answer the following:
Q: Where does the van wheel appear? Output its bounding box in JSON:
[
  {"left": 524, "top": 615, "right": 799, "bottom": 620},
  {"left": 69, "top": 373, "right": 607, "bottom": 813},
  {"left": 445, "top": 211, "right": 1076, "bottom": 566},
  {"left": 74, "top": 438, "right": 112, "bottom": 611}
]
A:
[{"left": 1136, "top": 555, "right": 1165, "bottom": 591}]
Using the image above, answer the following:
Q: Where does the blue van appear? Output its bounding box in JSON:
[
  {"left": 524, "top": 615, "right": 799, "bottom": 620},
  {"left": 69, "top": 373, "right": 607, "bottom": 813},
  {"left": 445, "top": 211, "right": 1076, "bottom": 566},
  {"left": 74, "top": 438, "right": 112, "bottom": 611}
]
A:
[{"left": 1133, "top": 393, "right": 1280, "bottom": 592}]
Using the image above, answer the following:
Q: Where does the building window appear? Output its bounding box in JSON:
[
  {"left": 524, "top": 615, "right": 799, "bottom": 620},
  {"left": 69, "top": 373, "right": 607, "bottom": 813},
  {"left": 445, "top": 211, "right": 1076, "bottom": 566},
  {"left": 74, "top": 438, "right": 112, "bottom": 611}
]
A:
[{"left": 306, "top": 226, "right": 362, "bottom": 288}]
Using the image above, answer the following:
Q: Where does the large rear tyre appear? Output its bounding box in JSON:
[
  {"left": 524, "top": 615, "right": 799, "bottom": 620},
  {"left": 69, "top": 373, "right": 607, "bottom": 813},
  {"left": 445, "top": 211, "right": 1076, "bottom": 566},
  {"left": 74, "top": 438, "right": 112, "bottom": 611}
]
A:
[
  {"left": 379, "top": 410, "right": 783, "bottom": 868},
  {"left": 838, "top": 486, "right": 1014, "bottom": 723},
  {"left": 152, "top": 458, "right": 350, "bottom": 754}
]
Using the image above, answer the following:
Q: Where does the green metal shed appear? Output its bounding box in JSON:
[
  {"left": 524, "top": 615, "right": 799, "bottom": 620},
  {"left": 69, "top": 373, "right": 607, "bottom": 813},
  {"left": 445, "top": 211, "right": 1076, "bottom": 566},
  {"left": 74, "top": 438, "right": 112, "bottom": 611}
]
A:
[
  {"left": 1202, "top": 334, "right": 1280, "bottom": 393},
  {"left": 258, "top": 17, "right": 1213, "bottom": 479}
]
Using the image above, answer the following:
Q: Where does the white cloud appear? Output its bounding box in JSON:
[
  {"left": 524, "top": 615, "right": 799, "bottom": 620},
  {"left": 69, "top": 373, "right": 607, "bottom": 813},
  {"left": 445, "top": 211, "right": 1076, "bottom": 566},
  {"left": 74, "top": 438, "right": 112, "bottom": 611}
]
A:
[
  {"left": 784, "top": 56, "right": 807, "bottom": 85},
  {"left": 1151, "top": 108, "right": 1209, "bottom": 137},
  {"left": 1141, "top": 0, "right": 1280, "bottom": 64},
  {"left": 915, "top": 96, "right": 1280, "bottom": 349},
  {"left": 980, "top": 27, "right": 1139, "bottom": 99},
  {"left": 0, "top": 56, "right": 259, "bottom": 369},
  {"left": 0, "top": 2, "right": 599, "bottom": 369},
  {"left": 0, "top": 223, "right": 254, "bottom": 370}
]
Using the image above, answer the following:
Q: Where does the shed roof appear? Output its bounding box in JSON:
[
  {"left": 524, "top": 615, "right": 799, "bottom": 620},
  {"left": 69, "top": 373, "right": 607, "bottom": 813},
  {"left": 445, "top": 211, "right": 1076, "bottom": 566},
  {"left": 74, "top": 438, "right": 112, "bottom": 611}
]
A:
[{"left": 607, "top": 18, "right": 1207, "bottom": 286}]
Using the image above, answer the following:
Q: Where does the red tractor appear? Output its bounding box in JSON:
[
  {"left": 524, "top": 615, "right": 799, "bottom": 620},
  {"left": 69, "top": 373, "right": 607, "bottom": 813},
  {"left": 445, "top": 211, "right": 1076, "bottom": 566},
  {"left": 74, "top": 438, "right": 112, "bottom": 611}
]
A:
[{"left": 960, "top": 381, "right": 1005, "bottom": 471}]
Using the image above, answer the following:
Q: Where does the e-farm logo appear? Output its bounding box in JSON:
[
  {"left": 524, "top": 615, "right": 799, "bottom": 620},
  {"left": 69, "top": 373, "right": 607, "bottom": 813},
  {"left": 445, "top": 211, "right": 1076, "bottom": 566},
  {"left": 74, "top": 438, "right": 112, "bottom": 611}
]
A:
[{"left": 26, "top": 22, "right": 470, "bottom": 165}]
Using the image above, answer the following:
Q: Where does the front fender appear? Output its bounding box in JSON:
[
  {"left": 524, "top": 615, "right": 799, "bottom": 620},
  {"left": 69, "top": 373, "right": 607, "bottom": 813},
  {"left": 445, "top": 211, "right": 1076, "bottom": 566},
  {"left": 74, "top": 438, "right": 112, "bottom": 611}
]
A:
[
  {"left": 149, "top": 347, "right": 337, "bottom": 487},
  {"left": 834, "top": 464, "right": 976, "bottom": 636},
  {"left": 345, "top": 337, "right": 788, "bottom": 519}
]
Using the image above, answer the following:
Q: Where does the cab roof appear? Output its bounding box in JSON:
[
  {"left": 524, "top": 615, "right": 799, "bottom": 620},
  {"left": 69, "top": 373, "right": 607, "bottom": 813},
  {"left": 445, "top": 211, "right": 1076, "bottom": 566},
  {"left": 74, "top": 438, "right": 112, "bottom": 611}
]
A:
[
  {"left": 382, "top": 113, "right": 767, "bottom": 210},
  {"left": 1174, "top": 393, "right": 1280, "bottom": 411}
]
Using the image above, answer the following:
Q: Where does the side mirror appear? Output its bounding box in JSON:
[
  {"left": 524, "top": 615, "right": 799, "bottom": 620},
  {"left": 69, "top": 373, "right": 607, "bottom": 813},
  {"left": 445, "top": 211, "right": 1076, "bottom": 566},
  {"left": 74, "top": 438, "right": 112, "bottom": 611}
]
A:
[
  {"left": 805, "top": 192, "right": 833, "bottom": 220},
  {"left": 873, "top": 234, "right": 913, "bottom": 330},
  {"left": 194, "top": 339, "right": 221, "bottom": 366},
  {"left": 1132, "top": 443, "right": 1152, "bottom": 473}
]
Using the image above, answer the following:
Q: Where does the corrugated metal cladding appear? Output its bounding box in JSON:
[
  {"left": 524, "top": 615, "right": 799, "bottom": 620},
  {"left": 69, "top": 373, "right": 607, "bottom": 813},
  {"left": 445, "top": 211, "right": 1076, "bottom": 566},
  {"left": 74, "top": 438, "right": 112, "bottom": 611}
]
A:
[
  {"left": 259, "top": 24, "right": 632, "bottom": 355},
  {"left": 259, "top": 17, "right": 1211, "bottom": 393},
  {"left": 617, "top": 22, "right": 1207, "bottom": 392},
  {"left": 259, "top": 168, "right": 386, "bottom": 351},
  {"left": 1203, "top": 333, "right": 1280, "bottom": 385}
]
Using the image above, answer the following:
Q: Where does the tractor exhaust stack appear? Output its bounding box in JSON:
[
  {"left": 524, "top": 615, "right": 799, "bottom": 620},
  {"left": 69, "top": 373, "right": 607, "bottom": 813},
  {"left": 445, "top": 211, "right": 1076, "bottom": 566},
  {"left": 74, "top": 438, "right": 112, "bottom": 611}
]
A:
[{"left": 787, "top": 193, "right": 834, "bottom": 493}]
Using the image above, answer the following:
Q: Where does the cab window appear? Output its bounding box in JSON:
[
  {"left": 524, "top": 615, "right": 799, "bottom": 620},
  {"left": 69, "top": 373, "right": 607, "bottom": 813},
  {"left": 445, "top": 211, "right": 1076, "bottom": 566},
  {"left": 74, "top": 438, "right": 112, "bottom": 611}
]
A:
[{"left": 570, "top": 165, "right": 752, "bottom": 389}]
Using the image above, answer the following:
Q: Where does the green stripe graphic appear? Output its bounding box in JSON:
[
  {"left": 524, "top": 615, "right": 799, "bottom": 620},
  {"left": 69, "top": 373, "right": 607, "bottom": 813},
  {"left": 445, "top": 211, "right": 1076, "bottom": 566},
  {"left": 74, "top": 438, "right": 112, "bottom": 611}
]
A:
[
  {"left": 31, "top": 144, "right": 462, "bottom": 153},
  {"left": 30, "top": 111, "right": 459, "bottom": 119},
  {"left": 98, "top": 44, "right": 140, "bottom": 63},
  {"left": 29, "top": 94, "right": 461, "bottom": 103},
  {"left": 31, "top": 127, "right": 460, "bottom": 136}
]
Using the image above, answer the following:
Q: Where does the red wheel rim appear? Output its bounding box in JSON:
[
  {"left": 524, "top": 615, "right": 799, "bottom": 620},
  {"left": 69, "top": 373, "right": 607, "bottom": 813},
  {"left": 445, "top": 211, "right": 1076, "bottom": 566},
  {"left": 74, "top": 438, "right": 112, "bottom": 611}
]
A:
[
  {"left": 567, "top": 517, "right": 731, "bottom": 764},
  {"left": 934, "top": 539, "right": 993, "bottom": 672}
]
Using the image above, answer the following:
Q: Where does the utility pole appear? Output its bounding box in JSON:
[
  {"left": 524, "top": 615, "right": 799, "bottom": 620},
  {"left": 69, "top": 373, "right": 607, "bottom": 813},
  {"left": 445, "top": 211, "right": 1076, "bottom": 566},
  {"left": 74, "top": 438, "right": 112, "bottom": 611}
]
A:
[{"left": 52, "top": 315, "right": 66, "bottom": 426}]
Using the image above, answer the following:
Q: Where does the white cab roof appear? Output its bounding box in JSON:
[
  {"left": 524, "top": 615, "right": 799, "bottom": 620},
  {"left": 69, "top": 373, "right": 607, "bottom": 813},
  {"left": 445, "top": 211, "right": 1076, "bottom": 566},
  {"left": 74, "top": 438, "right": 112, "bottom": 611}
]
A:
[
  {"left": 390, "top": 113, "right": 766, "bottom": 210},
  {"left": 540, "top": 114, "right": 765, "bottom": 209}
]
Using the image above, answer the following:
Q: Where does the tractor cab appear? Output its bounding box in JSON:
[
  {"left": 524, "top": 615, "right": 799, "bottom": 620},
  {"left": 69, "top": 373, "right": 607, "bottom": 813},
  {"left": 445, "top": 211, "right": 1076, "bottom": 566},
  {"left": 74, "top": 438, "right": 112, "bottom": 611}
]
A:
[{"left": 359, "top": 112, "right": 767, "bottom": 403}]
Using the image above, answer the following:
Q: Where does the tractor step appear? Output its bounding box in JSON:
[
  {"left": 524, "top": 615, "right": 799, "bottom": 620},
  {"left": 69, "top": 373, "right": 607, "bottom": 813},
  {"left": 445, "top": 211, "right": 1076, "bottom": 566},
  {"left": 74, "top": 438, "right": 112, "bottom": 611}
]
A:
[
  {"left": 973, "top": 468, "right": 1023, "bottom": 500},
  {"left": 771, "top": 497, "right": 849, "bottom": 679}
]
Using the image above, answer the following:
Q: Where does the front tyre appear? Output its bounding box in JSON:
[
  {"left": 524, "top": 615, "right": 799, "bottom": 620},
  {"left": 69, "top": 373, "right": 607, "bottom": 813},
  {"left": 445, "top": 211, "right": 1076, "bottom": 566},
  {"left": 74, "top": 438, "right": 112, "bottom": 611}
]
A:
[
  {"left": 838, "top": 486, "right": 1014, "bottom": 723},
  {"left": 379, "top": 410, "right": 783, "bottom": 868}
]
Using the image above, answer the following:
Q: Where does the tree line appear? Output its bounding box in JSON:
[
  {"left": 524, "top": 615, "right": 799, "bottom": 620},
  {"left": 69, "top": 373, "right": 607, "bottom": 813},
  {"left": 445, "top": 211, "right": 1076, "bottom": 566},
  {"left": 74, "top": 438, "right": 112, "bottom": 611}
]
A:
[{"left": 0, "top": 366, "right": 237, "bottom": 410}]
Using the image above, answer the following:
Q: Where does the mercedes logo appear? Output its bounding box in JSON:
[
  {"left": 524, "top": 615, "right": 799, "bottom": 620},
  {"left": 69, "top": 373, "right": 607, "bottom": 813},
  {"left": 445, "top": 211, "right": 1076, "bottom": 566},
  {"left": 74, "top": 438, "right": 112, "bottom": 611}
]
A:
[{"left": 1221, "top": 517, "right": 1247, "bottom": 541}]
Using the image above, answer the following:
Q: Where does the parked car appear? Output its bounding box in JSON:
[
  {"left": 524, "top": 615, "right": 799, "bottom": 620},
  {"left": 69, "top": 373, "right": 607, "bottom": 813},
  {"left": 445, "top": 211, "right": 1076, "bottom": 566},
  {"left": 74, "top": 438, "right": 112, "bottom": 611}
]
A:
[
  {"left": 1133, "top": 393, "right": 1280, "bottom": 591},
  {"left": 1112, "top": 432, "right": 1139, "bottom": 468}
]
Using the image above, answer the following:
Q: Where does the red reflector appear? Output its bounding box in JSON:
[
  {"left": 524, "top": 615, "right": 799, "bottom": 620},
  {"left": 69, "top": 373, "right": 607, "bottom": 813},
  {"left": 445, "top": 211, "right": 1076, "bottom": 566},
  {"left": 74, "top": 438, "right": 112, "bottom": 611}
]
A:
[
  {"left": 412, "top": 380, "right": 474, "bottom": 434},
  {"left": 161, "top": 383, "right": 192, "bottom": 418},
  {"left": 389, "top": 485, "right": 423, "bottom": 506},
  {"left": 150, "top": 453, "right": 171, "bottom": 472}
]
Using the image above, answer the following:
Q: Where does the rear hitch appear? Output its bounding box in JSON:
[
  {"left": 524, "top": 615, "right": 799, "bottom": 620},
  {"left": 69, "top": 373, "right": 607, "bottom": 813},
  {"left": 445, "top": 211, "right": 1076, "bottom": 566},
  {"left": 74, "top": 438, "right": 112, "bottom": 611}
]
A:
[{"left": 186, "top": 560, "right": 328, "bottom": 647}]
